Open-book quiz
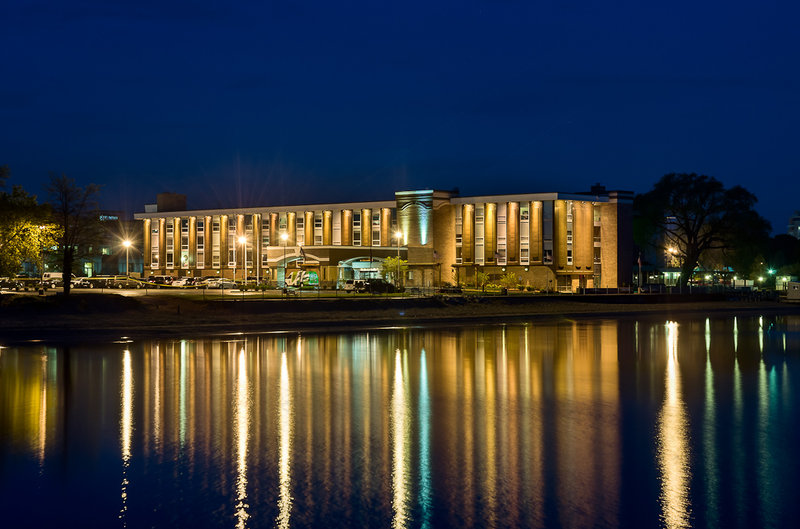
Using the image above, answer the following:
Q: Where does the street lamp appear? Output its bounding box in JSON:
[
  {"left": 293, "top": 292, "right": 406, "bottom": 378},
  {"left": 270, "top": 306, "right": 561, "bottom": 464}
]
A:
[
  {"left": 122, "top": 239, "right": 132, "bottom": 276},
  {"left": 281, "top": 232, "right": 289, "bottom": 287},
  {"left": 238, "top": 235, "right": 246, "bottom": 284}
]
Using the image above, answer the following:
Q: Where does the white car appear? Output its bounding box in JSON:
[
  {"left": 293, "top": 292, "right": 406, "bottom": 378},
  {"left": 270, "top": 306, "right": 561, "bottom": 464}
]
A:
[
  {"left": 342, "top": 279, "right": 366, "bottom": 292},
  {"left": 203, "top": 278, "right": 236, "bottom": 289}
]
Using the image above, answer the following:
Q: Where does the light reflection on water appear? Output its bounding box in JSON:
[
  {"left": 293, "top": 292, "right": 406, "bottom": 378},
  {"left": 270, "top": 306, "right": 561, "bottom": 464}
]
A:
[
  {"left": 2, "top": 314, "right": 800, "bottom": 528},
  {"left": 657, "top": 322, "right": 691, "bottom": 529}
]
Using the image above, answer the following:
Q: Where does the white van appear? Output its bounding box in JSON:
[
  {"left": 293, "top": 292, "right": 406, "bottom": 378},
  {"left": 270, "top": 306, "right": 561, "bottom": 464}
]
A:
[{"left": 342, "top": 279, "right": 366, "bottom": 292}]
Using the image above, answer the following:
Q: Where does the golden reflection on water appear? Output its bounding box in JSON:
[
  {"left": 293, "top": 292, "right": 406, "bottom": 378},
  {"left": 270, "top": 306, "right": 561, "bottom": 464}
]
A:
[
  {"left": 276, "top": 350, "right": 293, "bottom": 529},
  {"left": 37, "top": 352, "right": 47, "bottom": 466},
  {"left": 3, "top": 315, "right": 800, "bottom": 528},
  {"left": 120, "top": 349, "right": 133, "bottom": 526},
  {"left": 391, "top": 348, "right": 410, "bottom": 529},
  {"left": 657, "top": 321, "right": 691, "bottom": 529},
  {"left": 702, "top": 319, "right": 718, "bottom": 527},
  {"left": 234, "top": 347, "right": 250, "bottom": 529}
]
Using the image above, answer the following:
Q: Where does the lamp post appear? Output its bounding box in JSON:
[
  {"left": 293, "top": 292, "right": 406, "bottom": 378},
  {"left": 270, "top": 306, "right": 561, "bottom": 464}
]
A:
[
  {"left": 281, "top": 232, "right": 289, "bottom": 287},
  {"left": 122, "top": 240, "right": 131, "bottom": 276},
  {"left": 394, "top": 230, "right": 403, "bottom": 287}
]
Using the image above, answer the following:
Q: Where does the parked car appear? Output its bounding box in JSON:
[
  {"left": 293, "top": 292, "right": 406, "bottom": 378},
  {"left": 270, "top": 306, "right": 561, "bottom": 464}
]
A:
[
  {"left": 110, "top": 276, "right": 143, "bottom": 289},
  {"left": 364, "top": 278, "right": 397, "bottom": 294},
  {"left": 0, "top": 278, "right": 23, "bottom": 290},
  {"left": 149, "top": 275, "right": 174, "bottom": 287},
  {"left": 204, "top": 278, "right": 236, "bottom": 289},
  {"left": 71, "top": 278, "right": 94, "bottom": 288},
  {"left": 342, "top": 279, "right": 366, "bottom": 292}
]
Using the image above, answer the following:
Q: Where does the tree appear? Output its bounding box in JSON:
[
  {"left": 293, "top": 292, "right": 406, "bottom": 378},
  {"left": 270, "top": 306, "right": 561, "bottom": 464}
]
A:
[
  {"left": 0, "top": 166, "right": 55, "bottom": 277},
  {"left": 46, "top": 174, "right": 102, "bottom": 296},
  {"left": 499, "top": 272, "right": 520, "bottom": 290},
  {"left": 381, "top": 256, "right": 408, "bottom": 287},
  {"left": 476, "top": 270, "right": 489, "bottom": 292},
  {"left": 635, "top": 173, "right": 770, "bottom": 288}
]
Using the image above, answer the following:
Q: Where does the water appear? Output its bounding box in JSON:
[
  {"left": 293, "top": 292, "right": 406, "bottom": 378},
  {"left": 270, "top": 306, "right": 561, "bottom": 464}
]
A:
[{"left": 1, "top": 314, "right": 799, "bottom": 528}]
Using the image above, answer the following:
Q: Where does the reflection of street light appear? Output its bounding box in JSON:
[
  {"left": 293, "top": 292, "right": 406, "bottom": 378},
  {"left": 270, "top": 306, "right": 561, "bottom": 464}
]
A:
[
  {"left": 122, "top": 240, "right": 131, "bottom": 276},
  {"left": 281, "top": 232, "right": 289, "bottom": 287},
  {"left": 238, "top": 235, "right": 246, "bottom": 284}
]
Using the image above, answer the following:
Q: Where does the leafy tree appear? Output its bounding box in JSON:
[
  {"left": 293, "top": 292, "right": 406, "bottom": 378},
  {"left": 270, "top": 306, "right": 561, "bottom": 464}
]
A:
[
  {"left": 46, "top": 174, "right": 102, "bottom": 296},
  {"left": 381, "top": 256, "right": 408, "bottom": 287},
  {"left": 499, "top": 272, "right": 520, "bottom": 290},
  {"left": 476, "top": 271, "right": 489, "bottom": 292},
  {"left": 635, "top": 173, "right": 770, "bottom": 288},
  {"left": 0, "top": 166, "right": 55, "bottom": 277}
]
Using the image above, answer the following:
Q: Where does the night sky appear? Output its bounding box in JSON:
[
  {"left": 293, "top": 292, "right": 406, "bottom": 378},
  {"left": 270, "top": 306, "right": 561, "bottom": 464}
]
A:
[{"left": 2, "top": 1, "right": 798, "bottom": 233}]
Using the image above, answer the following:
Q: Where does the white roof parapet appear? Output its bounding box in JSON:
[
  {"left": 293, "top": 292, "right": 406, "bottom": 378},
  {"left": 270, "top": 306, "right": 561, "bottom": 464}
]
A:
[
  {"left": 450, "top": 192, "right": 609, "bottom": 205},
  {"left": 134, "top": 199, "right": 397, "bottom": 219}
]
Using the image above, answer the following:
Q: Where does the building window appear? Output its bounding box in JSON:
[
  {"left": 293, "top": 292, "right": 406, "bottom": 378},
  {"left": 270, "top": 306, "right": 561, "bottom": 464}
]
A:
[
  {"left": 296, "top": 217, "right": 304, "bottom": 245},
  {"left": 212, "top": 218, "right": 220, "bottom": 269}
]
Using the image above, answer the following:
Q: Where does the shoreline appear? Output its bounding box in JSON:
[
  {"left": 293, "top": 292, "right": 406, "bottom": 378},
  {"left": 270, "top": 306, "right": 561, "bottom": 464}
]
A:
[{"left": 1, "top": 292, "right": 797, "bottom": 344}]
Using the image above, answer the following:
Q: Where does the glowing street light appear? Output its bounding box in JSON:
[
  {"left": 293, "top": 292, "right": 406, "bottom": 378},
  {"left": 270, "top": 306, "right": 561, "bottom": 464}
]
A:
[
  {"left": 394, "top": 230, "right": 402, "bottom": 258},
  {"left": 122, "top": 239, "right": 132, "bottom": 276}
]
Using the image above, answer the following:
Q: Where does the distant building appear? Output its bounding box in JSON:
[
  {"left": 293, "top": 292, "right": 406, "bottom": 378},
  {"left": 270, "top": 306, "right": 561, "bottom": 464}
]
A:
[
  {"left": 788, "top": 211, "right": 800, "bottom": 239},
  {"left": 134, "top": 187, "right": 633, "bottom": 291}
]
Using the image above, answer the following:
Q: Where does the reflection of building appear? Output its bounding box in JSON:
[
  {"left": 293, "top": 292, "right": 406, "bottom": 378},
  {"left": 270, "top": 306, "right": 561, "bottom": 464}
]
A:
[{"left": 135, "top": 187, "right": 633, "bottom": 291}]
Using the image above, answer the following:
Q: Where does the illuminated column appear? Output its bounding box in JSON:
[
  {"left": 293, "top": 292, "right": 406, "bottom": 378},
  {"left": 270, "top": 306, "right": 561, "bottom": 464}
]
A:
[
  {"left": 287, "top": 212, "right": 296, "bottom": 246},
  {"left": 531, "top": 202, "right": 542, "bottom": 263},
  {"left": 462, "top": 204, "right": 474, "bottom": 262},
  {"left": 220, "top": 215, "right": 229, "bottom": 272},
  {"left": 380, "top": 208, "right": 392, "bottom": 247},
  {"left": 554, "top": 200, "right": 567, "bottom": 269},
  {"left": 158, "top": 218, "right": 166, "bottom": 273},
  {"left": 188, "top": 216, "right": 196, "bottom": 270},
  {"left": 323, "top": 210, "right": 332, "bottom": 245},
  {"left": 253, "top": 214, "right": 261, "bottom": 273},
  {"left": 142, "top": 219, "right": 151, "bottom": 271},
  {"left": 507, "top": 202, "right": 518, "bottom": 263},
  {"left": 270, "top": 213, "right": 279, "bottom": 249},
  {"left": 575, "top": 201, "right": 593, "bottom": 270},
  {"left": 485, "top": 202, "right": 496, "bottom": 263},
  {"left": 304, "top": 211, "right": 314, "bottom": 246},
  {"left": 341, "top": 210, "right": 353, "bottom": 245},
  {"left": 361, "top": 208, "right": 372, "bottom": 247}
]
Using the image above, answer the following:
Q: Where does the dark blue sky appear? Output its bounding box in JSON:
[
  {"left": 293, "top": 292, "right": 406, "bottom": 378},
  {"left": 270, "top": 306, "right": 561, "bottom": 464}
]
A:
[{"left": 2, "top": 0, "right": 798, "bottom": 233}]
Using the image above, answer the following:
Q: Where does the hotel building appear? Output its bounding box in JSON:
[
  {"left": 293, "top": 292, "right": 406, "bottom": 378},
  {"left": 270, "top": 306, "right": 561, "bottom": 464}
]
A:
[{"left": 134, "top": 187, "right": 633, "bottom": 291}]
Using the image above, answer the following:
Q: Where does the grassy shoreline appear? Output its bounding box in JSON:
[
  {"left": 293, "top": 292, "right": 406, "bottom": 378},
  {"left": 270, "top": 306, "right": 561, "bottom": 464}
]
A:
[{"left": 1, "top": 291, "right": 797, "bottom": 343}]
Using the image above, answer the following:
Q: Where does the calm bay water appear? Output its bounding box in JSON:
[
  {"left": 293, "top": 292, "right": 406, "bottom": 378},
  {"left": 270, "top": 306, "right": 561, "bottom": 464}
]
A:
[{"left": 1, "top": 314, "right": 799, "bottom": 528}]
